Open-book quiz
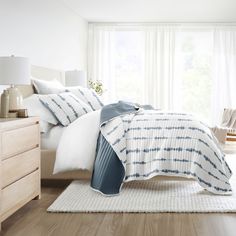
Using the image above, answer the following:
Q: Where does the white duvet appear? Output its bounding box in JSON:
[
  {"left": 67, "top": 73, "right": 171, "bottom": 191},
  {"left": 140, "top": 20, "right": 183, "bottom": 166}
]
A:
[{"left": 54, "top": 110, "right": 101, "bottom": 174}]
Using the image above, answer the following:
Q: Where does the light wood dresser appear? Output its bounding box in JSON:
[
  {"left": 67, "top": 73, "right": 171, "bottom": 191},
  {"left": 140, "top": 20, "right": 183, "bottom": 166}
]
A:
[{"left": 0, "top": 117, "right": 41, "bottom": 230}]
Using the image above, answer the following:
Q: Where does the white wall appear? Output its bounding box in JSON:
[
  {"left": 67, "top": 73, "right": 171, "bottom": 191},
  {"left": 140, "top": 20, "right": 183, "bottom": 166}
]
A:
[
  {"left": 0, "top": 0, "right": 88, "bottom": 71},
  {"left": 63, "top": 0, "right": 236, "bottom": 22}
]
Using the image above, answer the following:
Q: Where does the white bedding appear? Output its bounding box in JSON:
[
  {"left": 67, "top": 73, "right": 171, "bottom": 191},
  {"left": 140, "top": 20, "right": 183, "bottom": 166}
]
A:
[
  {"left": 54, "top": 105, "right": 232, "bottom": 195},
  {"left": 54, "top": 110, "right": 101, "bottom": 173},
  {"left": 23, "top": 94, "right": 58, "bottom": 133},
  {"left": 41, "top": 126, "right": 65, "bottom": 150}
]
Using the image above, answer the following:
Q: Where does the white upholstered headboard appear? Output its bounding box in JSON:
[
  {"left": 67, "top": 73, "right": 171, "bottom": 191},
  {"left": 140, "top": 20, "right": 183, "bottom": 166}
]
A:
[
  {"left": 31, "top": 65, "right": 65, "bottom": 84},
  {"left": 17, "top": 65, "right": 65, "bottom": 98}
]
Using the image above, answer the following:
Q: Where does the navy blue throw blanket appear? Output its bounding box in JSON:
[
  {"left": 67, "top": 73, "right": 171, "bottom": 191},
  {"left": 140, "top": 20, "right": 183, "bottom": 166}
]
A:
[{"left": 90, "top": 101, "right": 153, "bottom": 195}]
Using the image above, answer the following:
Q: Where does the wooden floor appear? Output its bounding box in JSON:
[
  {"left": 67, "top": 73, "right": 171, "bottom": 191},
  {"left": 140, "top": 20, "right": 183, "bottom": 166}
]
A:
[
  {"left": 2, "top": 155, "right": 236, "bottom": 236},
  {"left": 0, "top": 185, "right": 235, "bottom": 236}
]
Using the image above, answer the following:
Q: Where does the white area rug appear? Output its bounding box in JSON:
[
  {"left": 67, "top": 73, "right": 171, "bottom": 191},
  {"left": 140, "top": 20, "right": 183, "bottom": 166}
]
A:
[{"left": 48, "top": 178, "right": 236, "bottom": 213}]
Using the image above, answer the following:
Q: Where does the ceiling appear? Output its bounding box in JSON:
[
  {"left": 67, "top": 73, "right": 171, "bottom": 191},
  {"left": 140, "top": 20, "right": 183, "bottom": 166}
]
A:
[{"left": 62, "top": 0, "right": 236, "bottom": 22}]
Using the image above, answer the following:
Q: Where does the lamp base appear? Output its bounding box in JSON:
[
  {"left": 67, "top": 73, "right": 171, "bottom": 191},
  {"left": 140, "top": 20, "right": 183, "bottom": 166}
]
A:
[{"left": 8, "top": 86, "right": 23, "bottom": 111}]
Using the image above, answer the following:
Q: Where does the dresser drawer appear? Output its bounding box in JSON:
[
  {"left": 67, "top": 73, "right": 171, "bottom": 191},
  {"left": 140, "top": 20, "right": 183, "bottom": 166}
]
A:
[
  {"left": 1, "top": 170, "right": 40, "bottom": 221},
  {"left": 2, "top": 148, "right": 40, "bottom": 188},
  {"left": 1, "top": 124, "right": 39, "bottom": 159}
]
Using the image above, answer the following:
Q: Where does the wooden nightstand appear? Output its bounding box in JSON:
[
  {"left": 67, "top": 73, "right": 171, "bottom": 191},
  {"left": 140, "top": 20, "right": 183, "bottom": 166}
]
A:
[{"left": 0, "top": 117, "right": 41, "bottom": 230}]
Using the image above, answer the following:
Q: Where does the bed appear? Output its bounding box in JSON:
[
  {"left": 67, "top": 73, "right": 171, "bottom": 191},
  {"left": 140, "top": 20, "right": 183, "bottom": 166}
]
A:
[
  {"left": 18, "top": 65, "right": 232, "bottom": 196},
  {"left": 18, "top": 66, "right": 191, "bottom": 182}
]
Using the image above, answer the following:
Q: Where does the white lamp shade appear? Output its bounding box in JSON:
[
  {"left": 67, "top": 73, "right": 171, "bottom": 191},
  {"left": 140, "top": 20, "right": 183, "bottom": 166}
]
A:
[
  {"left": 65, "top": 70, "right": 87, "bottom": 87},
  {"left": 0, "top": 56, "right": 30, "bottom": 85}
]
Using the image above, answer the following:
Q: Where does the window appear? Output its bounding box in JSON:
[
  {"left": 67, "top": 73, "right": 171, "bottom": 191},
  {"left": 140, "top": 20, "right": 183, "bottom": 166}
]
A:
[
  {"left": 113, "top": 31, "right": 145, "bottom": 103},
  {"left": 112, "top": 30, "right": 214, "bottom": 123},
  {"left": 175, "top": 31, "right": 213, "bottom": 124},
  {"left": 89, "top": 24, "right": 231, "bottom": 125}
]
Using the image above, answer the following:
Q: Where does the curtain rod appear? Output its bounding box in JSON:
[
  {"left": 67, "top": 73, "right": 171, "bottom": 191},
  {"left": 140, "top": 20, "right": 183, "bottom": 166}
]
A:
[{"left": 88, "top": 22, "right": 236, "bottom": 26}]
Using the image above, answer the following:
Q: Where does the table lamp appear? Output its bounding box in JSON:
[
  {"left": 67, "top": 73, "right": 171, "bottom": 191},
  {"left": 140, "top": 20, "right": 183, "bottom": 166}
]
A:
[
  {"left": 0, "top": 56, "right": 30, "bottom": 112},
  {"left": 65, "top": 70, "right": 87, "bottom": 87}
]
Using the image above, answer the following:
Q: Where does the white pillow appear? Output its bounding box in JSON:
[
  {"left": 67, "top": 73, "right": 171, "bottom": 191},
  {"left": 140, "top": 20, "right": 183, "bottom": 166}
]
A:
[
  {"left": 39, "top": 92, "right": 92, "bottom": 126},
  {"left": 66, "top": 86, "right": 103, "bottom": 111},
  {"left": 54, "top": 109, "right": 101, "bottom": 173},
  {"left": 40, "top": 121, "right": 54, "bottom": 133},
  {"left": 23, "top": 94, "right": 58, "bottom": 133},
  {"left": 32, "top": 78, "right": 64, "bottom": 94},
  {"left": 41, "top": 125, "right": 65, "bottom": 150}
]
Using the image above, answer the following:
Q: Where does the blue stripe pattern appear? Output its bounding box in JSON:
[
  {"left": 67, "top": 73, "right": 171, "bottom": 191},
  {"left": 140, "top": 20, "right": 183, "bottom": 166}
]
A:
[
  {"left": 125, "top": 157, "right": 229, "bottom": 184},
  {"left": 98, "top": 105, "right": 232, "bottom": 195},
  {"left": 68, "top": 94, "right": 89, "bottom": 113},
  {"left": 77, "top": 89, "right": 96, "bottom": 111},
  {"left": 66, "top": 87, "right": 103, "bottom": 111},
  {"left": 121, "top": 125, "right": 213, "bottom": 140},
  {"left": 125, "top": 169, "right": 231, "bottom": 193},
  {"left": 39, "top": 92, "right": 92, "bottom": 126},
  {"left": 92, "top": 91, "right": 104, "bottom": 107}
]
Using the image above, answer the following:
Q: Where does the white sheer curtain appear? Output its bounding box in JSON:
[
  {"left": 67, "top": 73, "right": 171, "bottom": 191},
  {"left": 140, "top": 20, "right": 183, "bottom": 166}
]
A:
[
  {"left": 88, "top": 24, "right": 116, "bottom": 102},
  {"left": 212, "top": 27, "right": 236, "bottom": 124},
  {"left": 88, "top": 23, "right": 177, "bottom": 107},
  {"left": 144, "top": 25, "right": 177, "bottom": 109},
  {"left": 88, "top": 23, "right": 236, "bottom": 124}
]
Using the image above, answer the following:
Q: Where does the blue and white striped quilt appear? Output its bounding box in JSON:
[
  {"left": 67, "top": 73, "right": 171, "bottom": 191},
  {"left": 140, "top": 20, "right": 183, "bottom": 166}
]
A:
[{"left": 100, "top": 109, "right": 232, "bottom": 195}]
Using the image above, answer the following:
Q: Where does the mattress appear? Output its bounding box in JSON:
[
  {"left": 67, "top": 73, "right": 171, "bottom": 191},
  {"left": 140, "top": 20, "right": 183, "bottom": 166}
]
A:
[{"left": 41, "top": 125, "right": 65, "bottom": 150}]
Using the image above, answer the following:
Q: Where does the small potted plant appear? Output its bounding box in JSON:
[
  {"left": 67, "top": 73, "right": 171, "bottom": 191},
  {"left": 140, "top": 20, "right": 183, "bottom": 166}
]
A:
[{"left": 88, "top": 80, "right": 104, "bottom": 96}]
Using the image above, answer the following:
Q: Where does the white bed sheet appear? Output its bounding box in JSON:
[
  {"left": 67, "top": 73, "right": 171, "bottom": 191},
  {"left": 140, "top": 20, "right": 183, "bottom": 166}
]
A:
[{"left": 41, "top": 125, "right": 65, "bottom": 150}]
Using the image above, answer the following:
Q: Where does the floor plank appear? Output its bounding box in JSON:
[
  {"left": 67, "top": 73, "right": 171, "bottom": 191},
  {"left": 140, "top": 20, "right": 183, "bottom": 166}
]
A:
[
  {"left": 1, "top": 186, "right": 236, "bottom": 236},
  {"left": 2, "top": 156, "right": 236, "bottom": 236}
]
